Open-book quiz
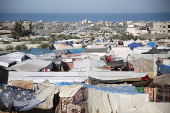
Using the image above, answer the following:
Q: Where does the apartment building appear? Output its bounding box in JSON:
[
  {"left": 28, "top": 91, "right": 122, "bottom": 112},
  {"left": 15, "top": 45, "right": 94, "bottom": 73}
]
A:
[{"left": 151, "top": 22, "right": 170, "bottom": 35}]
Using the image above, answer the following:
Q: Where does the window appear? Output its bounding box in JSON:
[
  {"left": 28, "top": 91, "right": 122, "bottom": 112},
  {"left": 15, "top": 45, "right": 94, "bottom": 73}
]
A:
[
  {"left": 163, "top": 31, "right": 165, "bottom": 33},
  {"left": 168, "top": 30, "right": 170, "bottom": 33},
  {"left": 163, "top": 26, "right": 166, "bottom": 28},
  {"left": 168, "top": 25, "right": 170, "bottom": 28},
  {"left": 160, "top": 26, "right": 162, "bottom": 27}
]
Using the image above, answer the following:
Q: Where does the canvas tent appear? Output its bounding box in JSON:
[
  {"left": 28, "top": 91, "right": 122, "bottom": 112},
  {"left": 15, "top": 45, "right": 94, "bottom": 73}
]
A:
[
  {"left": 65, "top": 48, "right": 84, "bottom": 54},
  {"left": 0, "top": 59, "right": 16, "bottom": 67}
]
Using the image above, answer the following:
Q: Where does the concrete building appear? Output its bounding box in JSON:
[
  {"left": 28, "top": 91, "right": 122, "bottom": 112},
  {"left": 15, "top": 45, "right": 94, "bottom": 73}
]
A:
[
  {"left": 127, "top": 27, "right": 148, "bottom": 36},
  {"left": 151, "top": 21, "right": 170, "bottom": 36}
]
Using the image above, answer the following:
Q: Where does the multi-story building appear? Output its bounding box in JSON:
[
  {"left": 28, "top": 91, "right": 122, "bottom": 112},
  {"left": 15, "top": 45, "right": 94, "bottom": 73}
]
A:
[
  {"left": 151, "top": 21, "right": 170, "bottom": 35},
  {"left": 127, "top": 27, "right": 148, "bottom": 36}
]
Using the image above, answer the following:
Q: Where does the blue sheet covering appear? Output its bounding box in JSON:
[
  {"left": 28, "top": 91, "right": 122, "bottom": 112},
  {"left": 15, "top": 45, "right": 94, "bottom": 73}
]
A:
[
  {"left": 21, "top": 47, "right": 53, "bottom": 55},
  {"left": 57, "top": 82, "right": 143, "bottom": 94},
  {"left": 128, "top": 42, "right": 141, "bottom": 48},
  {"left": 147, "top": 42, "right": 156, "bottom": 47},
  {"left": 160, "top": 64, "right": 170, "bottom": 74},
  {"left": 65, "top": 48, "right": 84, "bottom": 54}
]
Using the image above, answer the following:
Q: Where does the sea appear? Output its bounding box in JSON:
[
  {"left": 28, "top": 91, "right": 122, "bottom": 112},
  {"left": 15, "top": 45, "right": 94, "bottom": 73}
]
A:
[{"left": 0, "top": 13, "right": 170, "bottom": 22}]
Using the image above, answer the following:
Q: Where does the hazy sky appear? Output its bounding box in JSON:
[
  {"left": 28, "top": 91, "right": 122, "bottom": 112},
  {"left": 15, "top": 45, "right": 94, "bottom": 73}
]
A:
[{"left": 0, "top": 0, "right": 170, "bottom": 13}]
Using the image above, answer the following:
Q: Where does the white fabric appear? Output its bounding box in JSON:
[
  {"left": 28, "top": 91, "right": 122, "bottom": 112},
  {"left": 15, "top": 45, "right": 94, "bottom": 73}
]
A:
[
  {"left": 118, "top": 102, "right": 170, "bottom": 113},
  {"left": 87, "top": 88, "right": 149, "bottom": 113},
  {"left": 7, "top": 59, "right": 52, "bottom": 71},
  {"left": 59, "top": 85, "right": 82, "bottom": 97},
  {"left": 0, "top": 59, "right": 16, "bottom": 67},
  {"left": 0, "top": 52, "right": 26, "bottom": 62}
]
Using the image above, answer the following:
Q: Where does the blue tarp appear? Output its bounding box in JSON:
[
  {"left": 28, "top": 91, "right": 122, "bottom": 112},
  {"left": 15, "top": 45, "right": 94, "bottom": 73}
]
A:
[
  {"left": 95, "top": 39, "right": 100, "bottom": 42},
  {"left": 160, "top": 64, "right": 170, "bottom": 74},
  {"left": 54, "top": 41, "right": 62, "bottom": 44},
  {"left": 128, "top": 42, "right": 141, "bottom": 48},
  {"left": 21, "top": 47, "right": 53, "bottom": 55},
  {"left": 59, "top": 82, "right": 142, "bottom": 94},
  {"left": 147, "top": 42, "right": 156, "bottom": 47},
  {"left": 65, "top": 48, "right": 84, "bottom": 54}
]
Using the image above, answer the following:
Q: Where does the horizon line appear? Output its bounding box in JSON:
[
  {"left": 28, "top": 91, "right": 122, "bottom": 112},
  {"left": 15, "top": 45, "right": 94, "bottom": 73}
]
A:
[{"left": 0, "top": 12, "right": 170, "bottom": 14}]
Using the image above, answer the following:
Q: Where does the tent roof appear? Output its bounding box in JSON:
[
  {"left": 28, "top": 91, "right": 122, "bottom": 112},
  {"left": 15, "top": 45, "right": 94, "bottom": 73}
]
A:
[
  {"left": 147, "top": 42, "right": 156, "bottom": 47},
  {"left": 142, "top": 47, "right": 167, "bottom": 54},
  {"left": 128, "top": 42, "right": 141, "bottom": 48},
  {"left": 83, "top": 48, "right": 107, "bottom": 53}
]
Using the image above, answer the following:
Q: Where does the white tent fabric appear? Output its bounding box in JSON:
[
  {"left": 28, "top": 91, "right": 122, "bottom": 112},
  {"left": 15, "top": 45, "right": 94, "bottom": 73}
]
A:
[
  {"left": 0, "top": 59, "right": 16, "bottom": 67},
  {"left": 71, "top": 57, "right": 106, "bottom": 71},
  {"left": 87, "top": 88, "right": 149, "bottom": 113},
  {"left": 118, "top": 102, "right": 170, "bottom": 113},
  {"left": 7, "top": 59, "right": 52, "bottom": 72},
  {"left": 0, "top": 52, "right": 26, "bottom": 62},
  {"left": 85, "top": 71, "right": 146, "bottom": 80}
]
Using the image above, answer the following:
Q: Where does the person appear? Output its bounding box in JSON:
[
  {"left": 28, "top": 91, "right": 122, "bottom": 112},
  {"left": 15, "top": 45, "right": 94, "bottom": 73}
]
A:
[{"left": 130, "top": 65, "right": 134, "bottom": 71}]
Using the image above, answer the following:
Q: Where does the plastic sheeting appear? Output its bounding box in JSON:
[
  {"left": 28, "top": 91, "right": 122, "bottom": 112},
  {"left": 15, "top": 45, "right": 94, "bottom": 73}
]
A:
[
  {"left": 65, "top": 48, "right": 84, "bottom": 54},
  {"left": 7, "top": 59, "right": 53, "bottom": 72},
  {"left": 128, "top": 42, "right": 141, "bottom": 48},
  {"left": 0, "top": 59, "right": 16, "bottom": 67},
  {"left": 0, "top": 52, "right": 26, "bottom": 62},
  {"left": 159, "top": 64, "right": 170, "bottom": 74},
  {"left": 21, "top": 47, "right": 53, "bottom": 55}
]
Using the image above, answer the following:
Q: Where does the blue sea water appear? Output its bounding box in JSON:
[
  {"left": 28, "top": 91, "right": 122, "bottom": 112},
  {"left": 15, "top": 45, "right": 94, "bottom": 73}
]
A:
[{"left": 0, "top": 13, "right": 170, "bottom": 22}]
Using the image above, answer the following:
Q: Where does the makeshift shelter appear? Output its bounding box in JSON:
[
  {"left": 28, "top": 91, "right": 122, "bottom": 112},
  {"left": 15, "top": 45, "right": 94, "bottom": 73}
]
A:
[
  {"left": 147, "top": 42, "right": 156, "bottom": 47},
  {"left": 7, "top": 59, "right": 53, "bottom": 72},
  {"left": 128, "top": 42, "right": 141, "bottom": 49},
  {"left": 70, "top": 82, "right": 149, "bottom": 113},
  {"left": 142, "top": 47, "right": 167, "bottom": 54},
  {"left": 0, "top": 52, "right": 26, "bottom": 62},
  {"left": 21, "top": 47, "right": 53, "bottom": 55},
  {"left": 65, "top": 48, "right": 84, "bottom": 54}
]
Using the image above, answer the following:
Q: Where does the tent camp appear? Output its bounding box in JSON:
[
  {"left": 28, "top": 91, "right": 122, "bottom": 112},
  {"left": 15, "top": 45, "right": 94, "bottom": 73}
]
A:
[{"left": 147, "top": 42, "right": 156, "bottom": 47}]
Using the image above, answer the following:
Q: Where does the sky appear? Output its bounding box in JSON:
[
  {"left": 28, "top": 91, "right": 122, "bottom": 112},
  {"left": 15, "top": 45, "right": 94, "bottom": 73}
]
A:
[{"left": 0, "top": 0, "right": 170, "bottom": 13}]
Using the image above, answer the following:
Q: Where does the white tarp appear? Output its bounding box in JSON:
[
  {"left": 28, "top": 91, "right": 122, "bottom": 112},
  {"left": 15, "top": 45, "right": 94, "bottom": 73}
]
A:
[
  {"left": 0, "top": 52, "right": 26, "bottom": 62},
  {"left": 87, "top": 88, "right": 149, "bottom": 113},
  {"left": 0, "top": 59, "right": 16, "bottom": 67},
  {"left": 118, "top": 102, "right": 170, "bottom": 113},
  {"left": 7, "top": 59, "right": 52, "bottom": 72}
]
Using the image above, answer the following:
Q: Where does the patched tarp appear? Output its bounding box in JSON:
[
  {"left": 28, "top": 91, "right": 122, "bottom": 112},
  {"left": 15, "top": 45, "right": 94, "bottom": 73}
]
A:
[
  {"left": 142, "top": 47, "right": 167, "bottom": 54},
  {"left": 65, "top": 48, "right": 84, "bottom": 54},
  {"left": 21, "top": 47, "right": 53, "bottom": 55}
]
